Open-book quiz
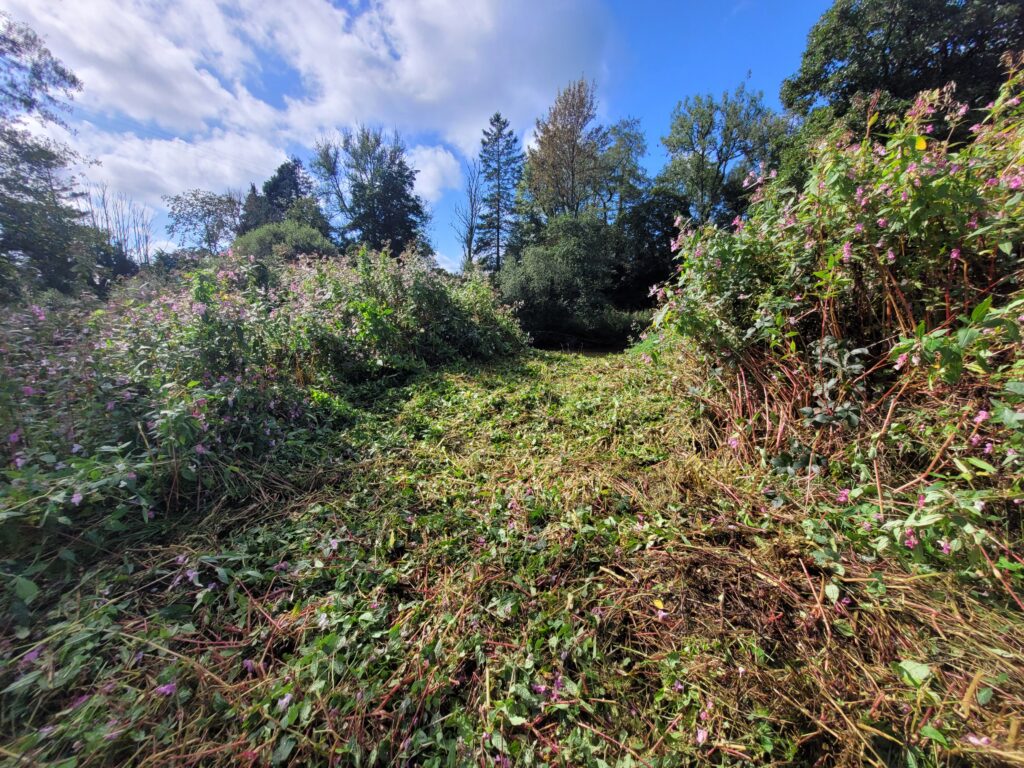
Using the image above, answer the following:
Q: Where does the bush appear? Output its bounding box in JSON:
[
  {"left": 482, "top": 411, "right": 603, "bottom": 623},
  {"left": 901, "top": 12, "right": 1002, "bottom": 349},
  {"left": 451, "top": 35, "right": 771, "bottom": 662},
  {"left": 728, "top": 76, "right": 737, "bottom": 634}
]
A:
[
  {"left": 232, "top": 220, "right": 337, "bottom": 261},
  {"left": 655, "top": 64, "right": 1024, "bottom": 584},
  {"left": 661, "top": 75, "right": 1024, "bottom": 358},
  {"left": 0, "top": 249, "right": 523, "bottom": 616},
  {"left": 499, "top": 215, "right": 640, "bottom": 347}
]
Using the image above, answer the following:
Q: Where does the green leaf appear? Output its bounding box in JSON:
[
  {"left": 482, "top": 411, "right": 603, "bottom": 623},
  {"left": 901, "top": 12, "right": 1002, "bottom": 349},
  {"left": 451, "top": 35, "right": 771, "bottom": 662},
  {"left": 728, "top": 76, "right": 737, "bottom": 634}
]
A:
[
  {"left": 999, "top": 241, "right": 1014, "bottom": 255},
  {"left": 965, "top": 457, "right": 997, "bottom": 474},
  {"left": 506, "top": 714, "right": 528, "bottom": 726},
  {"left": 976, "top": 687, "right": 994, "bottom": 706},
  {"left": 898, "top": 660, "right": 932, "bottom": 687},
  {"left": 919, "top": 725, "right": 948, "bottom": 747},
  {"left": 824, "top": 583, "right": 839, "bottom": 603},
  {"left": 271, "top": 736, "right": 295, "bottom": 765},
  {"left": 13, "top": 576, "right": 39, "bottom": 605},
  {"left": 970, "top": 296, "right": 993, "bottom": 323}
]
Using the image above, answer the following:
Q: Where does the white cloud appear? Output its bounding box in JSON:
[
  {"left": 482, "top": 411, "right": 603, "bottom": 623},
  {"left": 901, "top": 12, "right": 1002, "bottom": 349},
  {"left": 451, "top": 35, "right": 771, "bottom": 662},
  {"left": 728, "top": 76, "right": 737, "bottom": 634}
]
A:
[
  {"left": 7, "top": 0, "right": 612, "bottom": 233},
  {"left": 408, "top": 145, "right": 462, "bottom": 204},
  {"left": 47, "top": 122, "right": 286, "bottom": 208},
  {"left": 433, "top": 250, "right": 460, "bottom": 272}
]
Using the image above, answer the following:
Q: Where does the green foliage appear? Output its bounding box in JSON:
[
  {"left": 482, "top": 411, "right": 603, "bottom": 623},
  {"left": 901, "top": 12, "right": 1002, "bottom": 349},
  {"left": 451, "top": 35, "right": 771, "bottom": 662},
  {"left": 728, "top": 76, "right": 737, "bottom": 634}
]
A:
[
  {"left": 781, "top": 0, "right": 1024, "bottom": 118},
  {"left": 311, "top": 126, "right": 430, "bottom": 256},
  {"left": 0, "top": 11, "right": 82, "bottom": 126},
  {"left": 0, "top": 13, "right": 134, "bottom": 299},
  {"left": 662, "top": 77, "right": 1024, "bottom": 356},
  {"left": 498, "top": 215, "right": 641, "bottom": 346},
  {"left": 525, "top": 79, "right": 609, "bottom": 219},
  {"left": 3, "top": 349, "right": 1020, "bottom": 767},
  {"left": 162, "top": 188, "right": 241, "bottom": 254},
  {"left": 656, "top": 69, "right": 1024, "bottom": 590},
  {"left": 476, "top": 112, "right": 524, "bottom": 272},
  {"left": 659, "top": 81, "right": 789, "bottom": 225},
  {"left": 0, "top": 250, "right": 523, "bottom": 620},
  {"left": 232, "top": 219, "right": 338, "bottom": 262}
]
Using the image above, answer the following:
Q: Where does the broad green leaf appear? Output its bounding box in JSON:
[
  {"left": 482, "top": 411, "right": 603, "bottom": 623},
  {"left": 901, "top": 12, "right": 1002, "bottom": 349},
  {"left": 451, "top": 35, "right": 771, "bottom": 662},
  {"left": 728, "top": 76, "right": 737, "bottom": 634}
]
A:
[
  {"left": 919, "top": 725, "right": 948, "bottom": 747},
  {"left": 13, "top": 576, "right": 39, "bottom": 605},
  {"left": 898, "top": 660, "right": 932, "bottom": 686}
]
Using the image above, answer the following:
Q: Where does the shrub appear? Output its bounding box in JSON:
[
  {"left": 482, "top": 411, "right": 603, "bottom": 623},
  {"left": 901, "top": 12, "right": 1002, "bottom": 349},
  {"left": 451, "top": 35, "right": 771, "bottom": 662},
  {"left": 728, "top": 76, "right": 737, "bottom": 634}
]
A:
[
  {"left": 655, "top": 63, "right": 1024, "bottom": 585},
  {"left": 231, "top": 220, "right": 338, "bottom": 261},
  {"left": 0, "top": 249, "right": 523, "bottom": 616},
  {"left": 499, "top": 215, "right": 639, "bottom": 347}
]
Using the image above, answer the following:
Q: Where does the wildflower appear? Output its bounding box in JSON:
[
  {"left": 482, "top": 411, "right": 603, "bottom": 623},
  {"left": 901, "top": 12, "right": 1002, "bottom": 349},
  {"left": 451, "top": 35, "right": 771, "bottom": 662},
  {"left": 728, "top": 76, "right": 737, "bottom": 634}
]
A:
[
  {"left": 329, "top": 538, "right": 340, "bottom": 551},
  {"left": 854, "top": 223, "right": 864, "bottom": 234},
  {"left": 271, "top": 561, "right": 290, "bottom": 573},
  {"left": 917, "top": 494, "right": 926, "bottom": 509},
  {"left": 950, "top": 248, "right": 961, "bottom": 260},
  {"left": 939, "top": 539, "right": 952, "bottom": 555},
  {"left": 696, "top": 728, "right": 709, "bottom": 745},
  {"left": 876, "top": 217, "right": 888, "bottom": 229},
  {"left": 727, "top": 436, "right": 739, "bottom": 450},
  {"left": 194, "top": 443, "right": 208, "bottom": 455},
  {"left": 904, "top": 529, "right": 919, "bottom": 549},
  {"left": 656, "top": 609, "right": 669, "bottom": 621},
  {"left": 277, "top": 693, "right": 293, "bottom": 712},
  {"left": 21, "top": 386, "right": 36, "bottom": 396},
  {"left": 673, "top": 681, "right": 684, "bottom": 692},
  {"left": 71, "top": 492, "right": 83, "bottom": 506},
  {"left": 841, "top": 241, "right": 853, "bottom": 263},
  {"left": 30, "top": 305, "right": 46, "bottom": 321},
  {"left": 894, "top": 353, "right": 908, "bottom": 371},
  {"left": 836, "top": 488, "right": 851, "bottom": 504},
  {"left": 242, "top": 659, "right": 257, "bottom": 674},
  {"left": 984, "top": 441, "right": 994, "bottom": 455},
  {"left": 8, "top": 428, "right": 21, "bottom": 444},
  {"left": 887, "top": 248, "right": 896, "bottom": 263},
  {"left": 71, "top": 443, "right": 83, "bottom": 454},
  {"left": 155, "top": 682, "right": 177, "bottom": 696}
]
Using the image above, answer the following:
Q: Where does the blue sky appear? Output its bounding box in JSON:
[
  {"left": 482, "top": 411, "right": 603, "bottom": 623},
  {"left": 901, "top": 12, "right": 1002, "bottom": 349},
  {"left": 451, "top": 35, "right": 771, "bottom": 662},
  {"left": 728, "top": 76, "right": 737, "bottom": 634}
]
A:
[{"left": 13, "top": 0, "right": 831, "bottom": 270}]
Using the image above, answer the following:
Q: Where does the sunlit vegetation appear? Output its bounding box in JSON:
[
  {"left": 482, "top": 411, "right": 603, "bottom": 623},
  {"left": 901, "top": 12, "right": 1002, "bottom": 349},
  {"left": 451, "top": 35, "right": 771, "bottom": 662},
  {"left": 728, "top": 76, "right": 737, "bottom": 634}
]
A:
[{"left": 3, "top": 2, "right": 1024, "bottom": 766}]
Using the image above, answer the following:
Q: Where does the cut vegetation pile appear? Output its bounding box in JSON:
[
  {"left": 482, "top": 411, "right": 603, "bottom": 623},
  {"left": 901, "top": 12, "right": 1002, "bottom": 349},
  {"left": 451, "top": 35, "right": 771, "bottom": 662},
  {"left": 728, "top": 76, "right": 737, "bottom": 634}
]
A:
[{"left": 2, "top": 349, "right": 1022, "bottom": 767}]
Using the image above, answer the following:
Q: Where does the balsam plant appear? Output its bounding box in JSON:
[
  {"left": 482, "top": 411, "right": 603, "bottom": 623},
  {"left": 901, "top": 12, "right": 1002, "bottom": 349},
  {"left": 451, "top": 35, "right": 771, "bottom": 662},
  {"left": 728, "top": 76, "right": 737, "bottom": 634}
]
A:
[
  {"left": 0, "top": 249, "right": 524, "bottom": 620},
  {"left": 657, "top": 59, "right": 1024, "bottom": 593}
]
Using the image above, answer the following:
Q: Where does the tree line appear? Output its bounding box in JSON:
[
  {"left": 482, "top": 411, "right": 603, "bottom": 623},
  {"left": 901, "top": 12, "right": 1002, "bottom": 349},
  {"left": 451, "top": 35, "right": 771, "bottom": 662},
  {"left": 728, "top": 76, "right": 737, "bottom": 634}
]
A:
[{"left": 3, "top": 0, "right": 1023, "bottom": 346}]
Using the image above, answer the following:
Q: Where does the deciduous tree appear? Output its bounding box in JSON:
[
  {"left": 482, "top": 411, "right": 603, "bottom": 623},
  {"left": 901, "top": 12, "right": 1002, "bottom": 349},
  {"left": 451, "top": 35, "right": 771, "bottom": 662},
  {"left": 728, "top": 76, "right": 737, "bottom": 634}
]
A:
[
  {"left": 781, "top": 0, "right": 1024, "bottom": 117},
  {"left": 311, "top": 126, "right": 430, "bottom": 256},
  {"left": 526, "top": 79, "right": 609, "bottom": 219},
  {"left": 659, "top": 82, "right": 787, "bottom": 225},
  {"left": 163, "top": 189, "right": 241, "bottom": 254}
]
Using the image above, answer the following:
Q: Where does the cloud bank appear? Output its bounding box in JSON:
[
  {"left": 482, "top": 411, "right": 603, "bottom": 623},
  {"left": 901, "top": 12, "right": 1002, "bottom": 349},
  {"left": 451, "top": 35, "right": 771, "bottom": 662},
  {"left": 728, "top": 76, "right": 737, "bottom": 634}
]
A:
[{"left": 9, "top": 0, "right": 612, "bottom": 264}]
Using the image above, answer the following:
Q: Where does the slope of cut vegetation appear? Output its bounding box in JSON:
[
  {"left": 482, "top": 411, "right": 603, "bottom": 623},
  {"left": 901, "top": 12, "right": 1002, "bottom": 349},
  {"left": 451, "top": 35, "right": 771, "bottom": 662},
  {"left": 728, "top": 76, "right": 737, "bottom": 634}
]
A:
[{"left": 2, "top": 346, "right": 1022, "bottom": 767}]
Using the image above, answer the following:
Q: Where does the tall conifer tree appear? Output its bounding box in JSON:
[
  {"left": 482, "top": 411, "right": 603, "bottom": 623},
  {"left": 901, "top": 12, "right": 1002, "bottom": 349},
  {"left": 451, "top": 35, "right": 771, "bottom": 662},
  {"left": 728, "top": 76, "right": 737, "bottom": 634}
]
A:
[{"left": 475, "top": 112, "right": 523, "bottom": 272}]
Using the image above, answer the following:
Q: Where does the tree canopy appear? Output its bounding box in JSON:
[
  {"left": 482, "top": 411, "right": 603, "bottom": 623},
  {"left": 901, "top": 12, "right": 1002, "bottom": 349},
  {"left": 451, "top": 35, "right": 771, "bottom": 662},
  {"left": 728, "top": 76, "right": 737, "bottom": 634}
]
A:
[
  {"left": 781, "top": 0, "right": 1024, "bottom": 117},
  {"left": 312, "top": 126, "right": 430, "bottom": 256}
]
